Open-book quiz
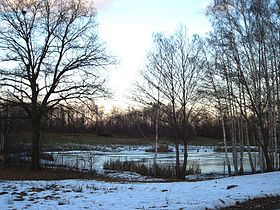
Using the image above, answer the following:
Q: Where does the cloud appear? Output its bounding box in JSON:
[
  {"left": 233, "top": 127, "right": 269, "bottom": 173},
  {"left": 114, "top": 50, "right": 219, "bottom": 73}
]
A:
[
  {"left": 202, "top": 0, "right": 211, "bottom": 9},
  {"left": 93, "top": 0, "right": 116, "bottom": 10}
]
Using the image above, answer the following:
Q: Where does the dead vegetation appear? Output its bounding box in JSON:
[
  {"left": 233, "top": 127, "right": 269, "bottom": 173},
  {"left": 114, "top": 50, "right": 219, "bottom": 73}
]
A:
[
  {"left": 0, "top": 167, "right": 97, "bottom": 181},
  {"left": 217, "top": 196, "right": 280, "bottom": 210},
  {"left": 103, "top": 159, "right": 201, "bottom": 179}
]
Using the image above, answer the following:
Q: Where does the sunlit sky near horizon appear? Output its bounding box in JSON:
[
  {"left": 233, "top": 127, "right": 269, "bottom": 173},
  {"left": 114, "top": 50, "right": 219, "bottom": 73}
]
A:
[{"left": 94, "top": 0, "right": 212, "bottom": 112}]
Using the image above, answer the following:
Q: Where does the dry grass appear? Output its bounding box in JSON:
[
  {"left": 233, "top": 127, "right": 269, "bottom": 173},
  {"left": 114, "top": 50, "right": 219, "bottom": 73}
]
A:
[
  {"left": 0, "top": 167, "right": 98, "bottom": 181},
  {"left": 104, "top": 159, "right": 201, "bottom": 179},
  {"left": 0, "top": 166, "right": 154, "bottom": 182},
  {"left": 12, "top": 132, "right": 221, "bottom": 148},
  {"left": 218, "top": 196, "right": 280, "bottom": 210},
  {"left": 12, "top": 132, "right": 156, "bottom": 146}
]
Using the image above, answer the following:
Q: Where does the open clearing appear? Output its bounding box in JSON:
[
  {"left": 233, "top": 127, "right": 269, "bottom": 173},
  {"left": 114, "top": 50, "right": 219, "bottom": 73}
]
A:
[
  {"left": 13, "top": 132, "right": 221, "bottom": 146},
  {"left": 0, "top": 171, "right": 279, "bottom": 209}
]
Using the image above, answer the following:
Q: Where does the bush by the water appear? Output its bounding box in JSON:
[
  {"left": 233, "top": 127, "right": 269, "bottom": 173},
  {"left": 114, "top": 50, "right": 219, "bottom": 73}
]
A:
[
  {"left": 145, "top": 144, "right": 173, "bottom": 153},
  {"left": 103, "top": 159, "right": 201, "bottom": 179},
  {"left": 214, "top": 146, "right": 259, "bottom": 153}
]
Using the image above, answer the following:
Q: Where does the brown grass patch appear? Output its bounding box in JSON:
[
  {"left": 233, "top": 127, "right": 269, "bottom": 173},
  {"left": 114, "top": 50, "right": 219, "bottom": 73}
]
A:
[
  {"left": 217, "top": 196, "right": 280, "bottom": 210},
  {"left": 0, "top": 167, "right": 97, "bottom": 181}
]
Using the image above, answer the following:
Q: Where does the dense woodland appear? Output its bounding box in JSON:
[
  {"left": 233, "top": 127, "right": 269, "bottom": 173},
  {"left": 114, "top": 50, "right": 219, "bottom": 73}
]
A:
[{"left": 0, "top": 0, "right": 280, "bottom": 180}]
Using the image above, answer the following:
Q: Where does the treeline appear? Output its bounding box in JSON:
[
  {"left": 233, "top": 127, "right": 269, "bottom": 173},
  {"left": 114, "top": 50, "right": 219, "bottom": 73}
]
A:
[
  {"left": 0, "top": 103, "right": 220, "bottom": 169},
  {"left": 0, "top": 104, "right": 222, "bottom": 139}
]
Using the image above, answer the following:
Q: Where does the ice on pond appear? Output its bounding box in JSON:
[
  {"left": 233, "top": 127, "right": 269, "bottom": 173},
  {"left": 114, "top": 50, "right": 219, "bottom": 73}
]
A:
[{"left": 46, "top": 145, "right": 261, "bottom": 174}]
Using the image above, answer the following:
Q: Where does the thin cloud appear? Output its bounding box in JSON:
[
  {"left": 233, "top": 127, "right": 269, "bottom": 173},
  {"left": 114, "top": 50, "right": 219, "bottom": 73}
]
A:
[{"left": 93, "top": 0, "right": 116, "bottom": 10}]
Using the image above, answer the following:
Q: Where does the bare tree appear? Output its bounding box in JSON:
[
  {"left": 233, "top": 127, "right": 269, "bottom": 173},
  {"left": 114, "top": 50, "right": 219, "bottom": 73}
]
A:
[
  {"left": 135, "top": 27, "right": 203, "bottom": 179},
  {"left": 201, "top": 46, "right": 232, "bottom": 174},
  {"left": 0, "top": 0, "right": 114, "bottom": 170},
  {"left": 206, "top": 0, "right": 280, "bottom": 172}
]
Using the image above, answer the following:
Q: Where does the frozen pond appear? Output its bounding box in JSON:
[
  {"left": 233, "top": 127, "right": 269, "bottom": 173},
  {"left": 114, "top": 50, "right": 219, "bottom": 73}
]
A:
[{"left": 47, "top": 145, "right": 261, "bottom": 174}]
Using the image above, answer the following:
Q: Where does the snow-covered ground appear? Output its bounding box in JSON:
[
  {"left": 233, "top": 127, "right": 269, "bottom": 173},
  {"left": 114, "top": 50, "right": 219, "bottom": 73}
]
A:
[{"left": 0, "top": 171, "right": 279, "bottom": 210}]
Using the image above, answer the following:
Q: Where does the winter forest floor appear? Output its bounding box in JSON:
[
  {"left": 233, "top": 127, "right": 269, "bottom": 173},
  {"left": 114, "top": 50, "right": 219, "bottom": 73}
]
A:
[{"left": 0, "top": 167, "right": 280, "bottom": 209}]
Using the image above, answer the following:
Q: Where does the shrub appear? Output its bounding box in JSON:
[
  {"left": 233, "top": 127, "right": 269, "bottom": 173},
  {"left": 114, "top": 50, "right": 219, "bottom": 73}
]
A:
[
  {"left": 104, "top": 159, "right": 201, "bottom": 179},
  {"left": 186, "top": 161, "right": 201, "bottom": 175},
  {"left": 72, "top": 185, "right": 83, "bottom": 193},
  {"left": 58, "top": 199, "right": 69, "bottom": 205},
  {"left": 145, "top": 145, "right": 173, "bottom": 153}
]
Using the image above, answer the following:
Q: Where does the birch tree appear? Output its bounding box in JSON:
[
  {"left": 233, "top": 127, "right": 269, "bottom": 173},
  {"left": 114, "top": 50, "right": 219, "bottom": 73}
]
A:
[{"left": 206, "top": 0, "right": 280, "bottom": 172}]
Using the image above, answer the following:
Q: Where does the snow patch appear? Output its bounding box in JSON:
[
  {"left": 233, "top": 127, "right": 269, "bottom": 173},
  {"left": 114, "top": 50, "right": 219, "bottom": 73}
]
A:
[{"left": 0, "top": 171, "right": 279, "bottom": 209}]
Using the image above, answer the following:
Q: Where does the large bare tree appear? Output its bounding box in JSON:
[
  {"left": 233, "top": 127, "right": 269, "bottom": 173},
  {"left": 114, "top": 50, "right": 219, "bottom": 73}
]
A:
[{"left": 0, "top": 0, "right": 114, "bottom": 170}]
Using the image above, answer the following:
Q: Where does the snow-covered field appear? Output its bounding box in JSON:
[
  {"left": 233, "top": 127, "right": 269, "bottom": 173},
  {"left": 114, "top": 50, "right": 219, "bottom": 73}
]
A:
[{"left": 0, "top": 171, "right": 280, "bottom": 210}]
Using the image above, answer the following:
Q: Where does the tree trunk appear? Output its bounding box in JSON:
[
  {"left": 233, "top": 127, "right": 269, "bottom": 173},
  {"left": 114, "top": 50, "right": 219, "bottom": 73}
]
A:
[
  {"left": 231, "top": 120, "right": 238, "bottom": 174},
  {"left": 259, "top": 121, "right": 273, "bottom": 172},
  {"left": 274, "top": 64, "right": 280, "bottom": 169},
  {"left": 182, "top": 141, "right": 188, "bottom": 179},
  {"left": 0, "top": 111, "right": 8, "bottom": 168},
  {"left": 238, "top": 118, "right": 244, "bottom": 174},
  {"left": 175, "top": 141, "right": 180, "bottom": 179},
  {"left": 221, "top": 116, "right": 231, "bottom": 175},
  {"left": 274, "top": 123, "right": 278, "bottom": 169},
  {"left": 31, "top": 117, "right": 41, "bottom": 171},
  {"left": 245, "top": 122, "right": 255, "bottom": 173},
  {"left": 261, "top": 142, "right": 273, "bottom": 172}
]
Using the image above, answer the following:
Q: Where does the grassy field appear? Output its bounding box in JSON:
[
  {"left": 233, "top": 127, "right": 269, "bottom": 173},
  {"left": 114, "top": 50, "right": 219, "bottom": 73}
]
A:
[
  {"left": 11, "top": 132, "right": 221, "bottom": 147},
  {"left": 189, "top": 136, "right": 222, "bottom": 146},
  {"left": 43, "top": 133, "right": 221, "bottom": 146},
  {"left": 42, "top": 133, "right": 154, "bottom": 145}
]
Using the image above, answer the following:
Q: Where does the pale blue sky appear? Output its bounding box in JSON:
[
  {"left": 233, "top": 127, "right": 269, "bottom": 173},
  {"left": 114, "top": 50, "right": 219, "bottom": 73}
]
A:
[{"left": 95, "top": 0, "right": 212, "bottom": 111}]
